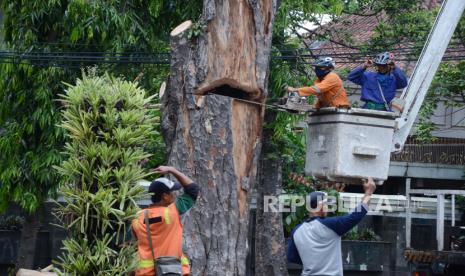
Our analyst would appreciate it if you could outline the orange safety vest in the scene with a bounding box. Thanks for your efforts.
[131,203,190,276]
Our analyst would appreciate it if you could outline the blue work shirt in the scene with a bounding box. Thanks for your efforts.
[348,66,408,105]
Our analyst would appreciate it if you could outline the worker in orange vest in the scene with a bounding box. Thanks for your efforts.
[131,166,200,276]
[287,57,350,109]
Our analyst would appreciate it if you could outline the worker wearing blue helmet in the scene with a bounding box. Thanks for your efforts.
[348,52,408,111]
[288,56,350,109]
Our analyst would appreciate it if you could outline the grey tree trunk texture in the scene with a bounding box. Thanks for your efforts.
[255,110,289,276]
[161,1,277,275]
[16,208,41,271]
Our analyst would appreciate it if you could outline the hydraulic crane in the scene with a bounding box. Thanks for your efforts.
[304,0,465,184]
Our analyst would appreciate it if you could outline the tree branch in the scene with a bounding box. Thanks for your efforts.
[341,9,382,17]
[294,22,362,51]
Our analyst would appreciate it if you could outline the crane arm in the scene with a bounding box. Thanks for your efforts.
[391,0,465,152]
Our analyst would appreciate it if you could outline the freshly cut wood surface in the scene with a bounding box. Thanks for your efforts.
[159,81,166,99]
[170,20,192,37]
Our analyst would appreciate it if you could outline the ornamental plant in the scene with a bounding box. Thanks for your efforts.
[54,72,157,275]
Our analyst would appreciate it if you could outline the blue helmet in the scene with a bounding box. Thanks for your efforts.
[313,56,335,68]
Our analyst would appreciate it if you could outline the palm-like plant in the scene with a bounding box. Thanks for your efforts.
[54,72,157,275]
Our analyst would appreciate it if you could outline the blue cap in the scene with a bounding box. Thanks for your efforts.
[308,191,327,209]
[149,177,182,196]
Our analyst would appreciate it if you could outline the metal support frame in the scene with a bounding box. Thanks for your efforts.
[405,184,465,251]
[405,189,465,196]
[392,0,465,152]
[406,178,412,248]
[437,194,445,251]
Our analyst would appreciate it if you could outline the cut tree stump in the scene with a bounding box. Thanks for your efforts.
[161,1,277,275]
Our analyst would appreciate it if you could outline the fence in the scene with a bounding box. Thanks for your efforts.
[390,138,465,166]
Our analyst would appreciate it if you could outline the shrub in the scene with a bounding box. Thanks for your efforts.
[54,72,157,275]
[343,227,381,241]
[0,215,25,230]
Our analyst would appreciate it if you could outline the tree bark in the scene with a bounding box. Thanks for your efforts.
[254,110,289,276]
[16,208,41,270]
[161,1,277,275]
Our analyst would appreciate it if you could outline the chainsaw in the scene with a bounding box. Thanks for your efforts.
[274,88,314,114]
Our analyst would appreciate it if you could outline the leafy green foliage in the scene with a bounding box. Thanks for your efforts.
[188,21,207,39]
[54,73,157,275]
[417,60,465,139]
[268,53,309,175]
[370,8,436,52]
[0,215,25,230]
[2,0,202,51]
[274,0,426,49]
[0,65,68,213]
[58,235,138,275]
[274,0,345,45]
[0,0,200,213]
[282,185,314,236]
[343,227,381,241]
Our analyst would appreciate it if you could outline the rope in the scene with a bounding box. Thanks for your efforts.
[188,92,310,114]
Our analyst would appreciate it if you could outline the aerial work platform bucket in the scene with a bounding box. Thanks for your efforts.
[305,108,397,184]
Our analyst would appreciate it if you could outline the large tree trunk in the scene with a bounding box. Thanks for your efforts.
[16,208,41,270]
[161,1,277,275]
[254,110,289,276]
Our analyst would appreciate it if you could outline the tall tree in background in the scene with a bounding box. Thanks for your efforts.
[0,0,199,270]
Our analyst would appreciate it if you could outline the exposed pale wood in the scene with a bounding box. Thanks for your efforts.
[159,81,166,99]
[40,265,54,272]
[16,269,56,276]
[170,20,192,37]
